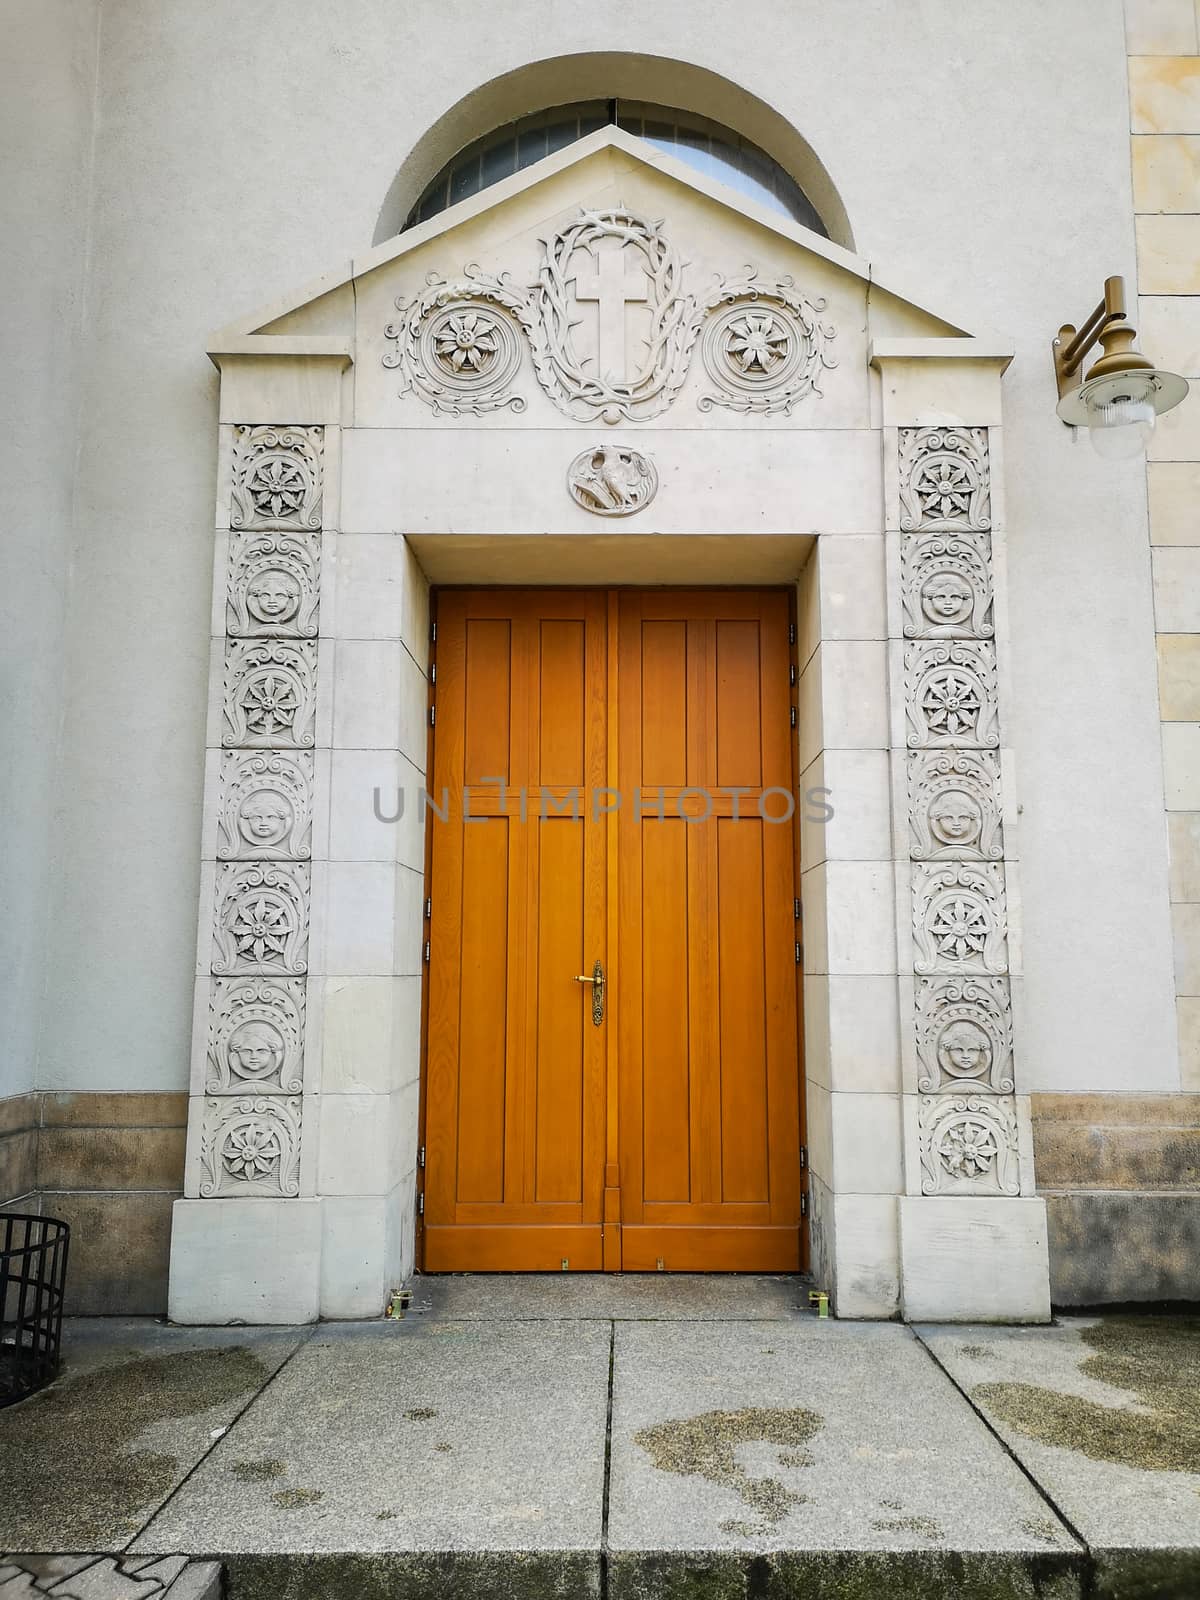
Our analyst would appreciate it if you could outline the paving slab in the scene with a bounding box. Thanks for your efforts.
[132,1318,610,1595]
[918,1315,1200,1595]
[409,1272,806,1322]
[607,1319,1083,1600]
[0,1320,305,1553]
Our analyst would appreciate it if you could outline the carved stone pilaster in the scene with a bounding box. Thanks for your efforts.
[895,424,1025,1204]
[188,425,325,1205]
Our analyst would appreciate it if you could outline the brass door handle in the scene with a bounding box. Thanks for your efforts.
[574,959,605,1025]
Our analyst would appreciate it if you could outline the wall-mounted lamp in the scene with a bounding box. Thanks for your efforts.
[1053,275,1187,460]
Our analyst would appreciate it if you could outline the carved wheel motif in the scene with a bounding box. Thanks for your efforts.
[921,669,981,741]
[699,273,836,414]
[905,642,999,749]
[230,426,323,530]
[199,1095,302,1197]
[223,641,317,749]
[919,1094,1020,1196]
[899,427,991,533]
[212,863,309,976]
[913,864,1007,975]
[385,275,528,415]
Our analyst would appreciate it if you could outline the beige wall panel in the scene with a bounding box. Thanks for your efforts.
[1126,0,1199,53]
[1131,133,1200,210]
[1130,55,1200,132]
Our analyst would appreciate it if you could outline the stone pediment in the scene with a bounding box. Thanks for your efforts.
[209,128,1007,435]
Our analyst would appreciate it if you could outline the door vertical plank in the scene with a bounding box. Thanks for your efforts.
[425,597,466,1225]
[603,592,622,1268]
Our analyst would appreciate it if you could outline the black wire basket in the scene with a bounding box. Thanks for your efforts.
[0,1213,69,1408]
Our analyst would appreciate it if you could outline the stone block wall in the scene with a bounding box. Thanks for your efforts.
[1127,0,1200,1081]
[0,1091,185,1313]
[1028,0,1200,1308]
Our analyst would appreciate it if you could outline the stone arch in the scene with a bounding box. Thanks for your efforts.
[371,51,854,251]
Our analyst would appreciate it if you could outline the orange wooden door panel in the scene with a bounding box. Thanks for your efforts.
[422,588,804,1273]
[616,591,803,1271]
[424,590,607,1270]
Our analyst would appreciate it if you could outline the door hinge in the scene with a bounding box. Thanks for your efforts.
[430,662,437,684]
[429,704,436,727]
[789,705,797,728]
[424,896,432,921]
[423,939,431,964]
[789,663,797,686]
[418,1145,426,1170]
[788,622,796,645]
[794,897,801,920]
[430,621,437,642]
[795,940,802,965]
[799,1145,808,1170]
[800,1191,808,1217]
[418,1191,425,1216]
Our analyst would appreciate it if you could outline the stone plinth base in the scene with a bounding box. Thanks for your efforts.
[168,1198,323,1325]
[899,1196,1051,1322]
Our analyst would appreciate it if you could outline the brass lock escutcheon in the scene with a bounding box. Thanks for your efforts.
[574,959,605,1026]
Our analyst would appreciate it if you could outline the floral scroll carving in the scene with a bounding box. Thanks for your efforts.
[230,426,323,531]
[206,978,305,1094]
[911,863,1008,975]
[698,271,836,414]
[199,1095,302,1197]
[217,750,313,861]
[227,531,320,638]
[384,208,837,428]
[918,1093,1020,1196]
[898,428,991,533]
[915,976,1014,1094]
[222,641,317,749]
[908,750,1003,861]
[905,642,999,749]
[384,278,528,415]
[901,531,993,639]
[211,862,310,976]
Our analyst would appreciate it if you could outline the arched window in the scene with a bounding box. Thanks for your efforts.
[404,99,829,236]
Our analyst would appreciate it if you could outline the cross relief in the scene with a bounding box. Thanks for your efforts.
[571,238,649,385]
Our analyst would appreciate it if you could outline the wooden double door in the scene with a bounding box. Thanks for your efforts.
[422,589,805,1272]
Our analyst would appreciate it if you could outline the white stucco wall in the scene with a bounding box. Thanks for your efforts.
[15,0,1177,1095]
[0,0,99,1099]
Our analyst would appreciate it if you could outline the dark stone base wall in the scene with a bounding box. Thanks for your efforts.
[1034,1093,1200,1307]
[0,1091,185,1314]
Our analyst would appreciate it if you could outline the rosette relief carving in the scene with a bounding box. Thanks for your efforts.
[911,863,1008,975]
[905,641,999,749]
[211,862,310,976]
[908,750,1003,861]
[384,276,528,415]
[222,640,317,748]
[199,1095,302,1197]
[898,427,991,532]
[918,1093,1020,1196]
[217,750,313,861]
[230,426,323,531]
[698,271,836,414]
[207,978,305,1094]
